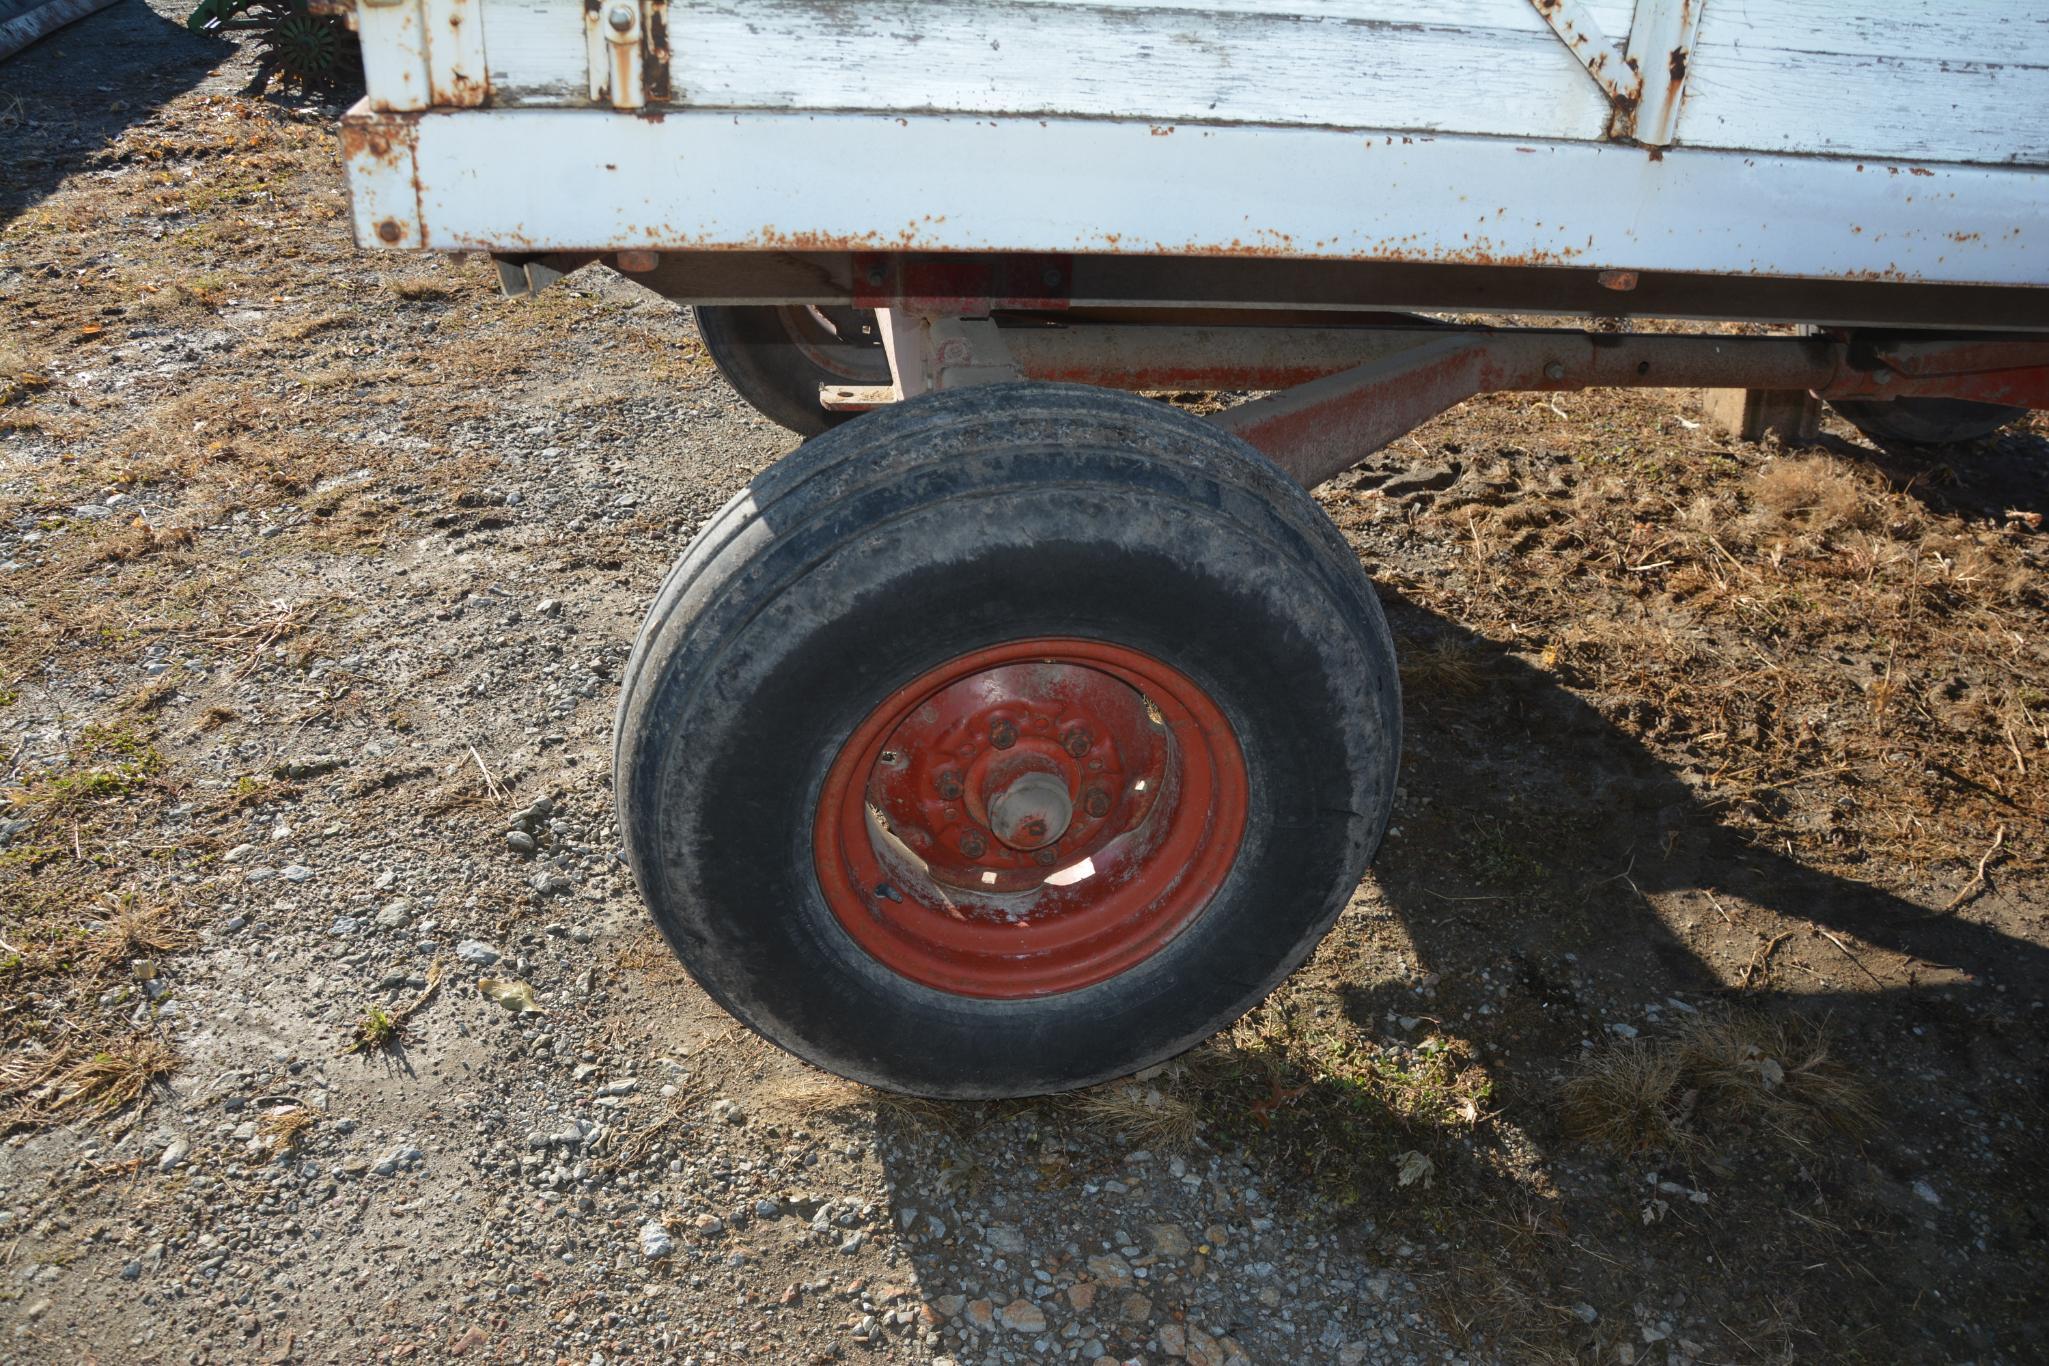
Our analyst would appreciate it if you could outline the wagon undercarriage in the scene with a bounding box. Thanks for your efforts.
[335,0,2049,1094]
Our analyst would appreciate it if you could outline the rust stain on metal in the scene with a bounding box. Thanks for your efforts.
[644,0,671,104]
[377,219,403,244]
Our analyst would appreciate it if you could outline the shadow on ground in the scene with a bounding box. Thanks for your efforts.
[1,0,225,229]
[865,577,2048,1362]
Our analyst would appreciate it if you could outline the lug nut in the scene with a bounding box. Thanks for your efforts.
[989,719,1018,750]
[1083,788,1111,819]
[1062,727,1092,757]
[1034,847,1059,866]
[934,771,963,800]
[959,831,987,859]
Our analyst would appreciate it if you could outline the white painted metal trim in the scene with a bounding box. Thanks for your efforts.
[1620,0,1704,146]
[355,0,490,111]
[1530,0,1631,105]
[341,105,2049,290]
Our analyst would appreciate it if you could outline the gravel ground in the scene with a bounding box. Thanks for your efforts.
[4,5,2047,1365]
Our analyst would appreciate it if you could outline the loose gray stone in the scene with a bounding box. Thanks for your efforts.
[639,1221,673,1260]
[456,940,501,967]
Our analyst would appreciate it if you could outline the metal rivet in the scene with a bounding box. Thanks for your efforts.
[1033,847,1059,866]
[1062,728,1091,757]
[606,3,634,31]
[376,219,403,244]
[1083,789,1111,819]
[866,266,886,288]
[934,772,963,800]
[989,720,1017,750]
[959,832,987,858]
[1543,361,1565,382]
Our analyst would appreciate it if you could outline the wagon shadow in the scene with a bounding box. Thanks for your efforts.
[1359,586,2049,1012]
[1828,422,2049,525]
[0,0,224,230]
[863,585,2046,1362]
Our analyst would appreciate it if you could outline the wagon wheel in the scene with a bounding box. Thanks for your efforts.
[1827,397,2027,447]
[614,383,1401,1096]
[694,305,889,438]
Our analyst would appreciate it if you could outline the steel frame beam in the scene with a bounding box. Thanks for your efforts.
[863,315,2049,489]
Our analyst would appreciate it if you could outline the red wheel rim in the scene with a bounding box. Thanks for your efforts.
[813,638,1247,998]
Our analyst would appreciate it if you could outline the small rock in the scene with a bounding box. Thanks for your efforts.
[1146,1222,1192,1257]
[330,917,361,936]
[223,843,257,864]
[282,864,314,883]
[998,1298,1047,1333]
[639,1221,673,1260]
[506,830,538,855]
[1183,1325,1226,1366]
[375,900,410,929]
[456,940,501,967]
[530,870,572,897]
[157,1138,189,1173]
[985,1223,1027,1253]
[964,1300,996,1331]
[1087,1254,1133,1288]
[1913,1179,1942,1207]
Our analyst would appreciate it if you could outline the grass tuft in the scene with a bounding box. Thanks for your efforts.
[1560,1009,1873,1154]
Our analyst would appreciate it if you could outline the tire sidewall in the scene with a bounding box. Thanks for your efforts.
[620,392,1399,1096]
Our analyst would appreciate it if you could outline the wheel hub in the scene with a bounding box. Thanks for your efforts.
[813,638,1248,998]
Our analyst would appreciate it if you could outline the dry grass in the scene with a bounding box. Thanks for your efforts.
[84,901,198,972]
[1062,1061,1208,1150]
[1560,1009,1873,1154]
[0,1035,177,1131]
[1750,455,1875,536]
[1398,634,1492,699]
[257,1104,317,1152]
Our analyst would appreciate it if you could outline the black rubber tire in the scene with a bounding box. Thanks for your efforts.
[1828,396,2027,447]
[614,383,1401,1097]
[694,305,889,438]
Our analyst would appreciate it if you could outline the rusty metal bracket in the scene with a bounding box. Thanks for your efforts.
[1531,0,1703,146]
[586,0,669,109]
[876,311,1022,401]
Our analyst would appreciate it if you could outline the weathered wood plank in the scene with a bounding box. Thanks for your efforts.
[488,0,1619,138]
[1679,48,2049,166]
[478,0,2049,167]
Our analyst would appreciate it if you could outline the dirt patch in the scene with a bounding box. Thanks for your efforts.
[3,6,2047,1364]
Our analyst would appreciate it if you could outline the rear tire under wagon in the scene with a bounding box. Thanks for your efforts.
[612,384,1401,1096]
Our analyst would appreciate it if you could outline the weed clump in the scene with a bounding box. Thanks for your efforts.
[1750,456,1874,536]
[1560,1010,1872,1155]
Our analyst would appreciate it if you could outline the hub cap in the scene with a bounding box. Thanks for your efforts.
[814,638,1247,998]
